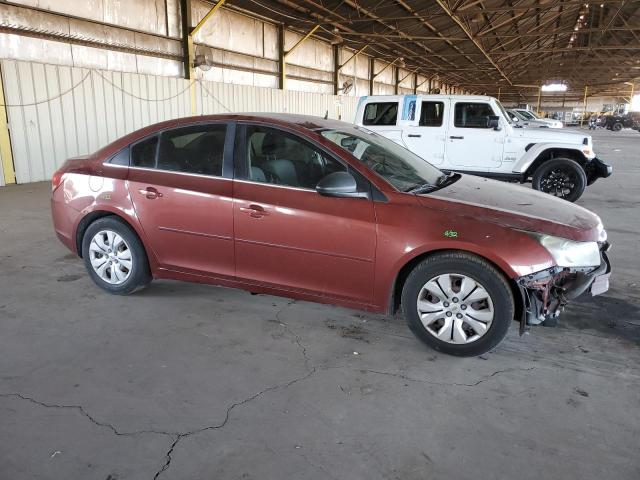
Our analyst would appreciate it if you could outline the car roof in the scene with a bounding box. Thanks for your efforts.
[93,113,352,159]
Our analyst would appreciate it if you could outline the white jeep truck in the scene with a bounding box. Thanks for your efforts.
[354,94,612,202]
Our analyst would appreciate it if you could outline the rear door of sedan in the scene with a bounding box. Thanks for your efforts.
[127,121,236,280]
[232,123,377,306]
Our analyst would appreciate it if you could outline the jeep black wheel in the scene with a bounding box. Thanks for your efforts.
[532,158,587,202]
[612,122,623,132]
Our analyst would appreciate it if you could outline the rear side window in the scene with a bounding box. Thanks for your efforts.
[454,103,495,128]
[131,136,158,168]
[419,101,444,127]
[157,124,227,176]
[109,147,130,166]
[363,102,398,126]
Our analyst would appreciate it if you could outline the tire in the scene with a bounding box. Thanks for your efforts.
[612,122,623,132]
[531,158,587,202]
[401,252,514,357]
[82,216,151,295]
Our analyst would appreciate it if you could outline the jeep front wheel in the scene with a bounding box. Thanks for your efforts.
[532,158,587,202]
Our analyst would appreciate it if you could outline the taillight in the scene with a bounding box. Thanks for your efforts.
[51,169,65,192]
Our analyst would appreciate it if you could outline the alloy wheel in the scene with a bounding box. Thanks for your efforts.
[416,273,494,344]
[539,168,577,198]
[88,230,133,285]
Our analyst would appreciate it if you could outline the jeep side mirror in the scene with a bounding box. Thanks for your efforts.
[487,115,500,130]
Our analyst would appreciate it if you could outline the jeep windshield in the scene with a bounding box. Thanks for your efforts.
[320,126,447,193]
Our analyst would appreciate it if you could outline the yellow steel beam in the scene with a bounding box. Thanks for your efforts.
[536,86,542,115]
[191,0,227,36]
[0,63,16,184]
[372,57,401,80]
[338,45,368,71]
[281,24,320,90]
[188,0,227,114]
[284,25,320,59]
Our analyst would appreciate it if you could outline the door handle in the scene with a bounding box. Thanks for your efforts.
[407,134,422,138]
[239,204,269,218]
[449,136,464,140]
[138,187,163,199]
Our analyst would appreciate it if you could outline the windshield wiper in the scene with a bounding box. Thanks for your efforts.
[405,182,438,194]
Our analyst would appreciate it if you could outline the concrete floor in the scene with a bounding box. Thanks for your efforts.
[1,128,639,480]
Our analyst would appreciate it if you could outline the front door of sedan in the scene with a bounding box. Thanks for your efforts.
[232,124,377,305]
[127,122,235,280]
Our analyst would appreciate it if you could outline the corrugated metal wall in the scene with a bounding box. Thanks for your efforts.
[1,59,358,184]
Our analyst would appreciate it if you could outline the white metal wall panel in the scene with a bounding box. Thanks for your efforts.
[2,59,359,184]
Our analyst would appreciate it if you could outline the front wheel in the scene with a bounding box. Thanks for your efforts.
[612,122,623,132]
[401,252,514,357]
[532,158,587,202]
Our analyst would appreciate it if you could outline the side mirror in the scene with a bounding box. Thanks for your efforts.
[487,115,501,130]
[512,116,520,123]
[316,171,368,199]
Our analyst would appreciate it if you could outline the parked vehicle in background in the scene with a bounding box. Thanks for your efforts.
[508,108,564,128]
[354,94,611,202]
[51,114,612,357]
[604,113,638,131]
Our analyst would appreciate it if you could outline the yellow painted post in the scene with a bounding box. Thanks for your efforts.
[188,35,197,114]
[281,24,320,91]
[536,86,542,116]
[0,62,16,184]
[581,85,588,127]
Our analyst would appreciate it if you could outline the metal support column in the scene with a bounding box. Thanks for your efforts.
[0,62,16,184]
[368,58,375,95]
[581,85,589,127]
[333,44,340,96]
[536,86,542,116]
[278,25,285,90]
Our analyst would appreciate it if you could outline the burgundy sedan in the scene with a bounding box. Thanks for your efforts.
[51,114,610,356]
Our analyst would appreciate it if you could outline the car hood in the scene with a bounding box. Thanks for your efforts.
[420,175,603,242]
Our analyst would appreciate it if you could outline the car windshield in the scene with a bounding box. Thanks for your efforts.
[319,126,444,192]
[517,110,537,120]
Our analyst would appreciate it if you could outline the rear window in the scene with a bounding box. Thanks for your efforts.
[157,124,227,176]
[363,102,398,126]
[131,136,158,168]
[419,101,444,127]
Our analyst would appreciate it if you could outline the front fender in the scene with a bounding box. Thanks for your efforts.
[511,143,590,174]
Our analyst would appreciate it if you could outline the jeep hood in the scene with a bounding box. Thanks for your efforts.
[513,126,589,143]
[421,175,603,242]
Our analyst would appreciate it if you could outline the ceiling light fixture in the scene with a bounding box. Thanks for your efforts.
[541,83,568,92]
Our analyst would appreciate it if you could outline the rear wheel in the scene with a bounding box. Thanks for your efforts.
[612,122,623,132]
[82,216,151,295]
[532,158,587,202]
[401,252,514,357]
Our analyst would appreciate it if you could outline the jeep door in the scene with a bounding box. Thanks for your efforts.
[401,98,448,166]
[446,101,505,171]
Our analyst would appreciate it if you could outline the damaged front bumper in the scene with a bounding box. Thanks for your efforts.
[515,243,611,334]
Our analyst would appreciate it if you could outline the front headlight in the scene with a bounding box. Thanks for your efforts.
[531,234,601,267]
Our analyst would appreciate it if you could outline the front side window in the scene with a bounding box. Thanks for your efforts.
[454,102,495,128]
[363,102,398,126]
[243,125,345,189]
[321,126,443,192]
[419,101,444,127]
[157,124,227,176]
